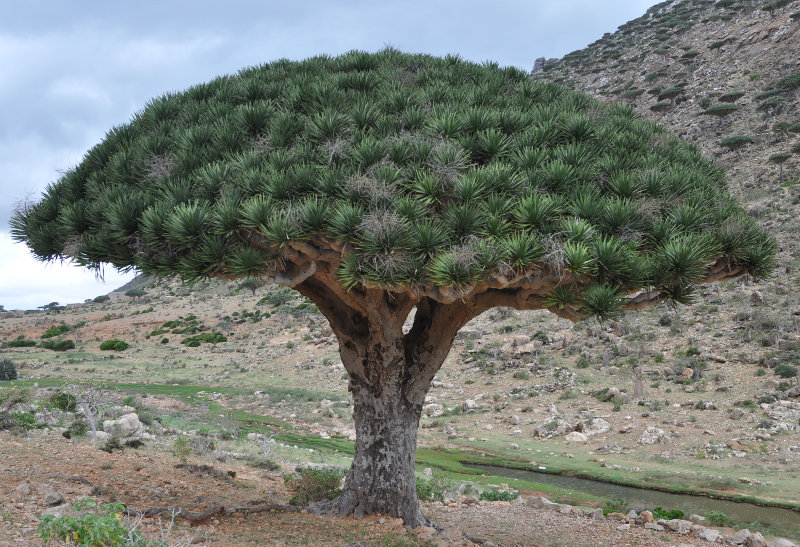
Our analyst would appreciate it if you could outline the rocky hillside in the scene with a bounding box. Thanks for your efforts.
[534,0,799,194]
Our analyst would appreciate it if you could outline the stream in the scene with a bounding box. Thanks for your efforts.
[468,464,800,533]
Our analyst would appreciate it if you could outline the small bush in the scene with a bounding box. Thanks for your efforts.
[50,392,77,411]
[92,294,110,303]
[41,324,71,338]
[602,497,629,515]
[479,489,519,502]
[718,91,745,103]
[513,370,531,380]
[181,332,226,346]
[706,510,732,527]
[38,497,151,547]
[99,340,130,351]
[416,477,446,502]
[284,467,345,505]
[39,340,75,351]
[701,104,738,117]
[11,411,37,430]
[172,436,192,463]
[0,358,18,381]
[650,101,671,112]
[651,507,684,520]
[4,338,37,348]
[774,364,798,378]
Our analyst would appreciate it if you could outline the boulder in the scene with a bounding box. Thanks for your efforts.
[102,413,145,440]
[423,403,443,418]
[535,417,573,438]
[44,491,64,506]
[767,539,798,547]
[565,431,588,443]
[664,519,693,534]
[579,417,611,436]
[732,529,753,545]
[636,510,654,524]
[639,426,666,445]
[748,532,767,547]
[697,527,720,542]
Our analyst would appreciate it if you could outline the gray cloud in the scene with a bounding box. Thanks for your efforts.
[0,0,657,308]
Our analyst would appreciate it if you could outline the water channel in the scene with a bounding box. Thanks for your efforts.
[468,464,800,534]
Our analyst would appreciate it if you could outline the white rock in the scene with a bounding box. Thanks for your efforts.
[639,426,666,445]
[697,527,720,542]
[565,431,588,443]
[423,403,444,418]
[102,413,144,440]
[581,418,611,436]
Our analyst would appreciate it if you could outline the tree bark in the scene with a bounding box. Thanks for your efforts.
[295,280,474,527]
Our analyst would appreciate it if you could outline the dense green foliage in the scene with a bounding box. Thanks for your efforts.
[38,339,76,351]
[0,358,17,381]
[39,498,163,546]
[720,136,754,149]
[13,50,774,314]
[99,339,130,351]
[478,489,519,501]
[41,324,71,338]
[284,467,345,505]
[3,336,37,348]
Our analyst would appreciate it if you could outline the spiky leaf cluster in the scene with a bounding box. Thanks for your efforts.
[12,50,774,318]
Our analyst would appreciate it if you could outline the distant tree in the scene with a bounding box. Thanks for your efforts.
[769,152,792,184]
[38,302,61,311]
[92,294,110,303]
[11,51,776,527]
[239,278,265,295]
[124,289,146,300]
[0,305,5,312]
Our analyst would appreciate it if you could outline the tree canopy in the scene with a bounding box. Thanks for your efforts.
[13,49,774,320]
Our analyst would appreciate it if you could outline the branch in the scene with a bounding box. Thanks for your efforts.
[260,262,317,287]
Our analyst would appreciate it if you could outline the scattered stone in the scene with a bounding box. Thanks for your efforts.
[565,431,588,443]
[767,539,798,547]
[750,290,765,304]
[748,532,767,547]
[697,527,720,542]
[639,426,666,445]
[44,491,64,506]
[664,518,693,534]
[636,510,654,524]
[616,523,631,531]
[102,413,144,440]
[14,482,31,496]
[579,417,611,436]
[644,522,665,531]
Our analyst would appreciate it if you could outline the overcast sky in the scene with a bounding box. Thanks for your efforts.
[0,0,657,311]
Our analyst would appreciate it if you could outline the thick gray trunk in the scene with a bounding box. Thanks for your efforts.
[310,340,431,527]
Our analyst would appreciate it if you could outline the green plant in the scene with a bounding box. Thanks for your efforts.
[0,358,18,381]
[651,507,684,520]
[180,332,226,346]
[718,91,745,103]
[701,104,738,118]
[284,467,345,505]
[706,510,732,527]
[50,392,78,411]
[576,357,589,368]
[38,339,75,351]
[602,497,629,515]
[99,339,130,351]
[39,497,161,546]
[479,489,518,502]
[416,477,446,502]
[720,135,753,150]
[774,364,798,378]
[513,370,531,380]
[41,324,71,338]
[124,289,146,299]
[172,436,192,463]
[92,294,110,303]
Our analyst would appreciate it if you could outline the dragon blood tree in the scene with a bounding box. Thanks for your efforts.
[12,50,775,527]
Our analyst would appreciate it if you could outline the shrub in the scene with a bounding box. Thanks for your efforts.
[681,50,700,59]
[602,497,629,515]
[479,489,519,502]
[774,364,798,378]
[718,91,745,103]
[92,294,110,303]
[0,358,18,381]
[50,392,77,411]
[99,339,129,351]
[180,332,226,346]
[720,136,753,150]
[41,324,70,338]
[4,337,37,348]
[513,370,531,380]
[709,39,728,49]
[792,141,800,154]
[706,510,732,526]
[650,101,671,112]
[11,411,36,430]
[124,289,146,299]
[651,507,684,520]
[38,497,154,547]
[284,467,345,505]
[770,152,791,164]
[39,340,75,351]
[757,96,784,111]
[788,123,800,134]
[416,477,446,502]
[658,86,684,101]
[701,104,738,117]
[172,436,192,463]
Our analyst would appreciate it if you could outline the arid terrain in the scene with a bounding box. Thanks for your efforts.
[2,0,800,545]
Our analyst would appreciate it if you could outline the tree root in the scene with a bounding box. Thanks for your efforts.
[125,502,301,524]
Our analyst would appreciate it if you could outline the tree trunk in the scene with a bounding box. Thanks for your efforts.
[313,371,429,527]
[308,325,434,527]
